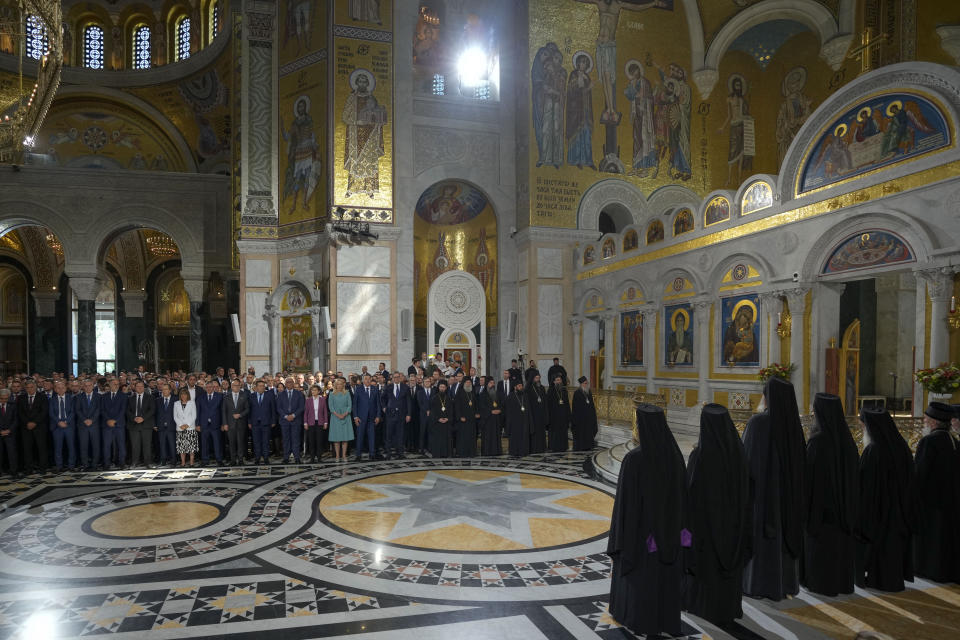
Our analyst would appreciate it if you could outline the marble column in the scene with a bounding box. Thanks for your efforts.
[760,292,783,365]
[642,304,657,394]
[917,268,955,368]
[569,317,582,382]
[694,299,712,404]
[265,304,280,373]
[31,291,60,374]
[183,279,205,373]
[239,5,278,227]
[69,277,101,374]
[602,312,616,389]
[810,283,844,413]
[310,304,322,373]
[785,287,811,411]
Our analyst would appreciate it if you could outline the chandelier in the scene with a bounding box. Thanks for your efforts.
[144,231,179,258]
[0,1,63,164]
[45,229,61,255]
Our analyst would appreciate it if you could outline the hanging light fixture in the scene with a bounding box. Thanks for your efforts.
[144,230,179,257]
[44,229,61,255]
[0,1,63,164]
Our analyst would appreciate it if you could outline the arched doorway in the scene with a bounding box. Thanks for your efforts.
[0,266,28,376]
[428,271,487,374]
[413,180,498,364]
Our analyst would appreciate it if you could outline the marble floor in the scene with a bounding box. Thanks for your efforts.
[0,451,956,639]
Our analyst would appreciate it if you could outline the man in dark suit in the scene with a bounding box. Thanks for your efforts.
[155,383,177,466]
[415,377,433,454]
[407,357,419,377]
[0,388,18,477]
[467,367,481,390]
[276,377,304,464]
[248,380,275,465]
[74,379,101,471]
[498,370,513,404]
[381,372,411,460]
[222,378,250,466]
[49,380,77,472]
[508,360,523,386]
[352,374,380,461]
[100,378,127,469]
[196,380,224,466]
[18,379,48,474]
[126,380,156,467]
[405,378,419,452]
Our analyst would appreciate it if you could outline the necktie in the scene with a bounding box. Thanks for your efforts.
[258,393,262,404]
[368,387,372,401]
[88,394,92,404]
[394,386,398,398]
[208,394,212,402]
[2,403,5,416]
[165,397,169,409]
[426,389,430,399]
[59,396,64,420]
[28,395,33,407]
[137,394,142,416]
[111,392,115,401]
[233,393,238,405]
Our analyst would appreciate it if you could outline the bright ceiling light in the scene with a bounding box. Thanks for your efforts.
[457,46,488,88]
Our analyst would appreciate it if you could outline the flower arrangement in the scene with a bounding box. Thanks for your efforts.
[758,362,795,383]
[914,362,960,395]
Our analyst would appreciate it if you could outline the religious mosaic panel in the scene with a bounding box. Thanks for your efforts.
[282,315,313,371]
[798,92,951,194]
[333,0,393,221]
[740,181,772,215]
[703,195,729,226]
[413,180,497,328]
[822,230,915,275]
[619,310,643,366]
[646,219,664,244]
[278,0,328,230]
[672,207,694,235]
[622,228,638,252]
[720,293,760,368]
[663,303,693,367]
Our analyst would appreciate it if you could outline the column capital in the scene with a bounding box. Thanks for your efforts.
[567,316,582,328]
[31,291,60,317]
[783,286,811,310]
[68,276,102,301]
[915,266,956,300]
[120,291,148,318]
[182,279,206,304]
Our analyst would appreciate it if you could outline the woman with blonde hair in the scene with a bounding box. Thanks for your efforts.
[174,387,199,467]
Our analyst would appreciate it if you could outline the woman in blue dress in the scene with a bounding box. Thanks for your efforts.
[327,377,354,461]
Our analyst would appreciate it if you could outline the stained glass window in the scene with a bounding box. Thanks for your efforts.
[83,25,104,69]
[176,16,191,61]
[133,25,151,69]
[25,15,48,60]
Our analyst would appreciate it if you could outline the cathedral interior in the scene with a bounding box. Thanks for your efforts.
[1,0,960,638]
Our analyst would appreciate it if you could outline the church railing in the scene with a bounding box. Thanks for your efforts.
[731,411,925,454]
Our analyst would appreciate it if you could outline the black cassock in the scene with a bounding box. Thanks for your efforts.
[742,377,805,601]
[572,387,598,451]
[453,390,478,458]
[858,408,917,591]
[683,404,751,626]
[608,404,687,636]
[505,391,531,457]
[478,390,502,456]
[913,427,960,583]
[801,393,859,597]
[546,384,570,452]
[428,392,452,458]
[526,384,548,453]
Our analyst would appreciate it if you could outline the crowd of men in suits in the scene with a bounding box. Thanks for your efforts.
[0,354,598,477]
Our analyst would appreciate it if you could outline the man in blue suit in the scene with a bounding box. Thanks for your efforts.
[100,378,127,470]
[155,383,177,466]
[276,377,305,464]
[248,379,275,465]
[196,380,224,466]
[352,374,380,462]
[381,372,411,460]
[415,377,434,454]
[74,378,100,471]
[49,380,77,471]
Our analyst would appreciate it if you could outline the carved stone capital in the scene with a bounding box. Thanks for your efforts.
[568,317,582,329]
[915,266,956,300]
[69,276,102,301]
[120,291,148,318]
[784,287,810,311]
[31,291,60,317]
[182,279,205,304]
[820,34,854,71]
[243,194,277,221]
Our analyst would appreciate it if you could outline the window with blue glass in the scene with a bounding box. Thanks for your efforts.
[176,16,191,61]
[83,24,105,69]
[133,25,151,69]
[25,15,48,60]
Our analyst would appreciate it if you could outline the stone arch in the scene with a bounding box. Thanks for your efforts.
[577,179,650,231]
[709,252,775,291]
[89,205,202,279]
[577,287,606,316]
[617,277,650,305]
[598,202,634,234]
[658,266,703,294]
[799,210,933,282]
[0,202,75,267]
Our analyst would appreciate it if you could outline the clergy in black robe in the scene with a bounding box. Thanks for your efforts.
[802,393,859,596]
[742,377,805,601]
[526,374,548,453]
[857,407,916,591]
[504,382,531,457]
[453,381,479,458]
[546,376,570,452]
[428,381,452,458]
[478,380,502,456]
[913,402,960,584]
[683,403,751,626]
[547,358,568,387]
[608,404,688,636]
[572,376,598,450]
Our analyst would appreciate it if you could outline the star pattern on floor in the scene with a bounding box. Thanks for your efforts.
[326,472,606,546]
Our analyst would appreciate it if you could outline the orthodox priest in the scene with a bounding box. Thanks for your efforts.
[546,374,571,452]
[913,402,960,583]
[428,380,452,458]
[453,380,479,458]
[478,379,503,456]
[742,377,806,601]
[505,381,531,457]
[802,393,859,596]
[857,407,916,591]
[683,403,751,627]
[572,376,598,450]
[608,404,688,636]
[526,373,549,453]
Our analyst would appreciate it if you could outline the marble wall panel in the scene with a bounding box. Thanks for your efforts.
[245,259,272,288]
[538,284,563,354]
[336,282,392,354]
[337,245,391,278]
[244,292,269,355]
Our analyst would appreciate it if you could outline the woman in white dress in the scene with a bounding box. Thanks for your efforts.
[174,388,199,467]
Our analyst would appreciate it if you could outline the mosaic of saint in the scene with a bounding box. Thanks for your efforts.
[822,231,914,275]
[414,181,488,225]
[720,294,760,367]
[620,310,643,366]
[663,303,693,367]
